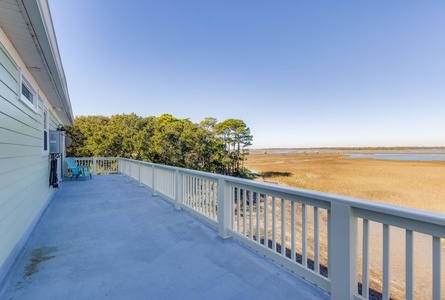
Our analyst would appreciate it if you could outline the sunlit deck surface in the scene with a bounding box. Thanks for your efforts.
[0,174,329,300]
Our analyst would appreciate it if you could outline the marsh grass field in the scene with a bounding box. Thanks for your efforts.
[245,150,445,214]
[244,149,445,299]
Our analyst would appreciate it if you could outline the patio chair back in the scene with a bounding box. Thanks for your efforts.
[66,158,92,180]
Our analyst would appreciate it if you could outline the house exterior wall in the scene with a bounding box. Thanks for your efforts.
[0,27,64,281]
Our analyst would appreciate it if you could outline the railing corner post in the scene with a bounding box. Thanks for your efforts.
[151,164,157,196]
[93,158,97,175]
[217,177,231,239]
[128,160,132,181]
[330,202,358,300]
[174,170,182,210]
[138,161,142,187]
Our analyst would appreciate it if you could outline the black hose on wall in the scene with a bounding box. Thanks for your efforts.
[49,155,59,188]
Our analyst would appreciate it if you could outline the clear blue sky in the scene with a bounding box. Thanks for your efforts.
[49,1,445,148]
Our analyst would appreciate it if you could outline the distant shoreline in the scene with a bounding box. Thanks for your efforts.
[250,146,445,155]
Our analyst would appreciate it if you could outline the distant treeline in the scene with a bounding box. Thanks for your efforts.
[66,113,253,177]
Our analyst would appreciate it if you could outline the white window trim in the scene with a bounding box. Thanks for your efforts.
[18,69,38,113]
[42,104,49,155]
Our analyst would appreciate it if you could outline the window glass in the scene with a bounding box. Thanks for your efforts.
[19,70,37,112]
[22,82,33,103]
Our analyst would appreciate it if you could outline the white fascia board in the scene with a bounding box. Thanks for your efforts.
[20,0,74,125]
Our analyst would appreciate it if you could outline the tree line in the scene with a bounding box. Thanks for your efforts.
[66,113,253,177]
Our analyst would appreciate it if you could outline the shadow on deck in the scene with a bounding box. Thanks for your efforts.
[0,175,329,299]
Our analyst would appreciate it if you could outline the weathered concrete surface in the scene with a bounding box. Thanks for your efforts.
[0,175,329,299]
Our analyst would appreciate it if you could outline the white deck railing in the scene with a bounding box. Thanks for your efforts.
[67,157,119,175]
[70,157,445,300]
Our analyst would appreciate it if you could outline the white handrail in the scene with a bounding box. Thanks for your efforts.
[73,157,445,300]
[68,157,119,175]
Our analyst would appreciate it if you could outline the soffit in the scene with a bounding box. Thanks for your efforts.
[0,0,74,125]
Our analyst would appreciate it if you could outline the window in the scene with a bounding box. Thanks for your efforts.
[19,70,37,112]
[42,105,49,155]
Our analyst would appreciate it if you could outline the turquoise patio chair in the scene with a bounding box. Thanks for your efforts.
[66,158,92,180]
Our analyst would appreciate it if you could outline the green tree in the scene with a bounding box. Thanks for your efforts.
[66,114,253,178]
[102,113,145,159]
[215,119,253,176]
[66,115,109,157]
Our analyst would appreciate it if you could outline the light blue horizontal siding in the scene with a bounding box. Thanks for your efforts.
[0,171,50,236]
[0,155,43,177]
[1,86,41,130]
[0,127,40,148]
[0,76,17,103]
[0,159,49,212]
[0,110,41,138]
[0,39,57,276]
[0,42,18,74]
[0,71,16,97]
[0,143,42,158]
[49,110,59,129]
[0,183,52,266]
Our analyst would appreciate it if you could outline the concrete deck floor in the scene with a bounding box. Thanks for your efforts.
[0,174,329,300]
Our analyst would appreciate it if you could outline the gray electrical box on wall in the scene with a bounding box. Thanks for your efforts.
[49,130,65,154]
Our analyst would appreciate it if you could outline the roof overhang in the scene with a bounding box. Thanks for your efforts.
[0,0,74,125]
